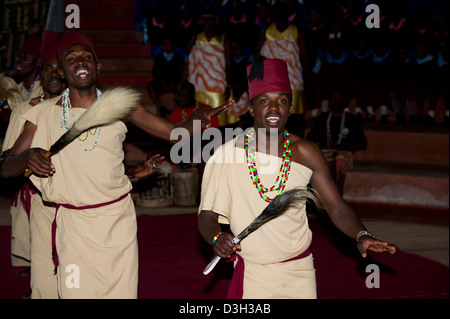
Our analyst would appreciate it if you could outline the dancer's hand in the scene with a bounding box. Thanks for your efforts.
[213,232,241,258]
[357,236,397,258]
[127,154,166,178]
[192,100,236,128]
[27,148,54,177]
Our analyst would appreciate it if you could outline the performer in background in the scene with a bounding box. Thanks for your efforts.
[1,34,66,299]
[2,32,234,299]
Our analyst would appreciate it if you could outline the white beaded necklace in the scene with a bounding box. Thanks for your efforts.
[21,74,40,96]
[60,88,102,152]
[326,111,346,146]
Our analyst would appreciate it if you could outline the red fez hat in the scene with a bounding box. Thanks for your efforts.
[247,57,291,100]
[40,31,62,69]
[20,35,42,60]
[40,42,59,69]
[56,32,97,67]
[41,31,62,50]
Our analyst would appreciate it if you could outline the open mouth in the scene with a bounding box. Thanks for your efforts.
[266,115,281,126]
[75,67,90,79]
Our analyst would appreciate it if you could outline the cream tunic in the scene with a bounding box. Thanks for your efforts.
[29,194,58,299]
[199,135,317,298]
[18,80,42,102]
[2,100,36,268]
[3,97,59,297]
[22,98,138,299]
[24,98,132,205]
[2,100,34,152]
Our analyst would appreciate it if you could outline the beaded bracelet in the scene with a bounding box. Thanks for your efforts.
[212,232,222,244]
[356,230,374,241]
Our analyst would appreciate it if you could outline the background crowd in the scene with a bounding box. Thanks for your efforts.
[136,0,449,127]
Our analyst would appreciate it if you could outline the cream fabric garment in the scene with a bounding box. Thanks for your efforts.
[30,193,58,299]
[2,100,34,152]
[55,194,138,299]
[2,100,37,268]
[22,98,137,298]
[199,135,316,298]
[23,99,132,205]
[18,80,42,102]
[3,96,59,297]
[9,194,30,267]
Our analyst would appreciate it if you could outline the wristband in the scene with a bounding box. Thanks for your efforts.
[212,232,222,244]
[356,230,373,241]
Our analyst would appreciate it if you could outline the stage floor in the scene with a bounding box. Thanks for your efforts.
[0,195,448,300]
[0,193,448,268]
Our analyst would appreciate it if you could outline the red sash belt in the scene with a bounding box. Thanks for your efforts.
[52,193,129,273]
[12,182,37,219]
[226,248,311,299]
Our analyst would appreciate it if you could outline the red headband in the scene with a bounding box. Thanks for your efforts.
[247,58,291,100]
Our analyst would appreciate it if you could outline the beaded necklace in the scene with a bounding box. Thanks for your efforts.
[245,127,292,202]
[326,112,346,146]
[21,74,40,96]
[60,88,102,152]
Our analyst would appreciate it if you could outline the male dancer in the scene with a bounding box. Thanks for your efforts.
[14,35,43,101]
[198,57,396,299]
[2,31,233,298]
[1,38,66,298]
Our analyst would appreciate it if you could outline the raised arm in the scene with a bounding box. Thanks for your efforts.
[128,101,235,143]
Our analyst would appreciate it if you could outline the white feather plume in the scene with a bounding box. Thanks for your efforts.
[24,86,141,177]
[0,76,23,111]
[73,86,141,132]
[3,88,23,111]
[0,75,21,92]
[48,86,141,154]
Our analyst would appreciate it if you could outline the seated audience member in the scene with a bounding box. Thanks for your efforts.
[307,88,367,195]
[409,37,436,124]
[361,36,392,122]
[170,81,219,128]
[146,34,185,118]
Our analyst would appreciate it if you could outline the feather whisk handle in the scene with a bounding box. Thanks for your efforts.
[232,237,241,245]
[24,151,52,177]
[203,236,241,275]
